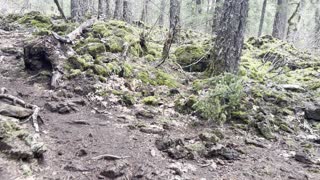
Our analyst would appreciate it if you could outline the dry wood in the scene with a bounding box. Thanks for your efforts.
[0,88,40,133]
[91,154,130,160]
[66,18,97,42]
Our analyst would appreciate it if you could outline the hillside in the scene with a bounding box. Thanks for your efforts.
[0,12,320,180]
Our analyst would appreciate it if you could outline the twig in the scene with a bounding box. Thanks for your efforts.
[91,154,130,160]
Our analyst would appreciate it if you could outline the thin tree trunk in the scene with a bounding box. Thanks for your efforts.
[258,0,267,37]
[71,0,81,21]
[54,0,67,21]
[140,0,150,23]
[287,0,305,43]
[114,0,123,20]
[272,0,288,40]
[314,0,320,49]
[159,0,166,27]
[208,0,249,76]
[123,0,133,23]
[169,0,181,42]
[212,0,223,34]
[98,0,104,19]
[105,0,111,19]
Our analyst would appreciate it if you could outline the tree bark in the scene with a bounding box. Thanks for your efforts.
[54,0,67,21]
[140,0,150,23]
[212,0,223,34]
[287,0,305,43]
[169,0,181,42]
[159,0,166,27]
[114,0,124,20]
[272,0,288,40]
[71,0,81,21]
[98,0,104,19]
[258,0,267,37]
[105,0,111,19]
[123,0,133,23]
[314,0,320,49]
[208,0,249,76]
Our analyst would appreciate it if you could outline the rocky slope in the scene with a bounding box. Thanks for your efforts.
[0,12,320,180]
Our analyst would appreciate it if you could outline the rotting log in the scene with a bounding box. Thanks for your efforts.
[23,18,96,89]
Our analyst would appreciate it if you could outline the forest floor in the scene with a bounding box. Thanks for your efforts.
[1,17,320,180]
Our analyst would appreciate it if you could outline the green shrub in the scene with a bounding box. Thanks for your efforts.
[193,73,244,124]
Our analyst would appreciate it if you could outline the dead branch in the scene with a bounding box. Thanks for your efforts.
[91,154,130,160]
[0,88,40,133]
[66,18,97,42]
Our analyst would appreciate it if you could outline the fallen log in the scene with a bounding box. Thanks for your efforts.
[23,18,96,89]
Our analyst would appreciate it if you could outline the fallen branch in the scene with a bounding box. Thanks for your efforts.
[91,154,130,160]
[0,88,40,133]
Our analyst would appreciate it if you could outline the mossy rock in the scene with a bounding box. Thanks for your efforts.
[105,36,123,53]
[121,94,136,106]
[142,96,159,106]
[174,95,197,114]
[87,43,106,58]
[93,64,108,76]
[121,63,134,78]
[174,44,208,72]
[18,11,51,30]
[68,56,91,70]
[138,69,178,88]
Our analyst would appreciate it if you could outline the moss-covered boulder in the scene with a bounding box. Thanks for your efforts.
[174,44,209,72]
[87,43,106,58]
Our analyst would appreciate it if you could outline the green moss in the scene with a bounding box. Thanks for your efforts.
[68,56,90,70]
[105,36,123,53]
[142,96,159,106]
[87,43,106,58]
[93,64,108,76]
[18,12,52,31]
[121,94,136,106]
[138,69,178,88]
[69,69,82,78]
[145,54,156,62]
[106,62,122,75]
[174,44,207,71]
[122,63,134,77]
[174,95,197,114]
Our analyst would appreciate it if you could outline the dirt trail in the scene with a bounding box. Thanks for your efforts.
[1,30,320,180]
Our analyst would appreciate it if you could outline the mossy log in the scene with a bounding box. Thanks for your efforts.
[23,19,96,88]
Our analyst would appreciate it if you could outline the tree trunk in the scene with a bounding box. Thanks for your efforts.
[105,0,111,19]
[314,0,320,49]
[71,0,81,21]
[208,0,249,76]
[159,0,166,27]
[54,0,67,21]
[114,0,123,20]
[140,0,150,23]
[98,0,104,19]
[123,0,133,23]
[169,0,181,42]
[287,0,305,43]
[258,0,267,37]
[212,0,223,34]
[272,0,288,40]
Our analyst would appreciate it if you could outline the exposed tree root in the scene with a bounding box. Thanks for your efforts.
[0,87,40,133]
[24,19,97,89]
